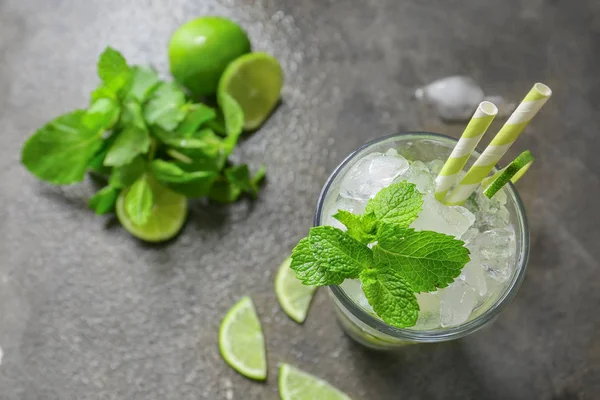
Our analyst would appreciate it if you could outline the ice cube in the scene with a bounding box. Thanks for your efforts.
[482,259,512,282]
[492,188,508,205]
[324,197,366,230]
[410,195,476,238]
[415,76,485,121]
[341,279,374,314]
[413,292,441,329]
[394,160,435,194]
[477,228,516,260]
[427,159,445,176]
[460,228,479,245]
[340,152,409,201]
[459,253,487,296]
[439,281,478,327]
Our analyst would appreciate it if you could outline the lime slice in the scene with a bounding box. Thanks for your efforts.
[275,257,317,324]
[218,52,283,130]
[116,178,187,242]
[219,297,267,381]
[279,364,352,400]
[483,150,534,199]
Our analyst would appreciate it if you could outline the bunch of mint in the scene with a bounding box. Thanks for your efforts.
[21,47,264,238]
[290,181,471,328]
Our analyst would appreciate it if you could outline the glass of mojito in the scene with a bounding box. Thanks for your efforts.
[315,132,529,349]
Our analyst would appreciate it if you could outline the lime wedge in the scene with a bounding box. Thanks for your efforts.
[279,364,352,400]
[218,52,283,130]
[275,257,317,324]
[483,150,534,199]
[116,178,187,242]
[219,297,267,381]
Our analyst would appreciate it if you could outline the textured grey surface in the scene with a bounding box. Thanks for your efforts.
[0,0,599,399]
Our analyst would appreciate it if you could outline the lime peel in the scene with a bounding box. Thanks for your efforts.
[483,150,534,199]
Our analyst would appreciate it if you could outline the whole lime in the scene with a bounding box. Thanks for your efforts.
[168,17,251,97]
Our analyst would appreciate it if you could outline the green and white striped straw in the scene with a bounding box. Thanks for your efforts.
[434,101,498,202]
[444,83,552,205]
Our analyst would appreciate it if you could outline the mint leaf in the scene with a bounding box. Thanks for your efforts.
[250,164,266,191]
[89,186,119,215]
[365,181,423,227]
[88,133,118,175]
[164,129,222,160]
[97,47,131,94]
[103,126,151,167]
[332,210,376,244]
[175,104,216,137]
[206,118,226,136]
[150,159,217,197]
[125,175,153,225]
[143,82,186,131]
[307,226,372,277]
[359,267,419,328]
[126,66,160,102]
[290,237,345,286]
[225,165,253,193]
[210,165,265,203]
[83,98,120,131]
[109,156,146,188]
[120,100,147,130]
[373,224,470,292]
[91,85,118,102]
[209,179,243,204]
[219,92,244,156]
[21,110,103,184]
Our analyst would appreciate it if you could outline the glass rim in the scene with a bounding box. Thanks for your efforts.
[315,132,530,342]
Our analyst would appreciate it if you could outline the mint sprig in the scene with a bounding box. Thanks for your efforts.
[289,181,470,328]
[21,46,266,239]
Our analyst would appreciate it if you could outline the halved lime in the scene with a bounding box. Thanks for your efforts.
[275,257,317,324]
[116,178,187,242]
[218,52,283,130]
[483,150,534,199]
[219,297,267,381]
[279,364,352,400]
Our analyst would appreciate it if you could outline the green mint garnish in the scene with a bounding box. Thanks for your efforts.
[289,181,471,328]
[373,224,470,293]
[359,267,419,328]
[364,180,423,227]
[20,46,267,241]
[290,227,372,285]
[332,210,376,244]
[290,237,345,286]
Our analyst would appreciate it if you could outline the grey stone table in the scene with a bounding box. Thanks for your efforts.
[1,0,598,399]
